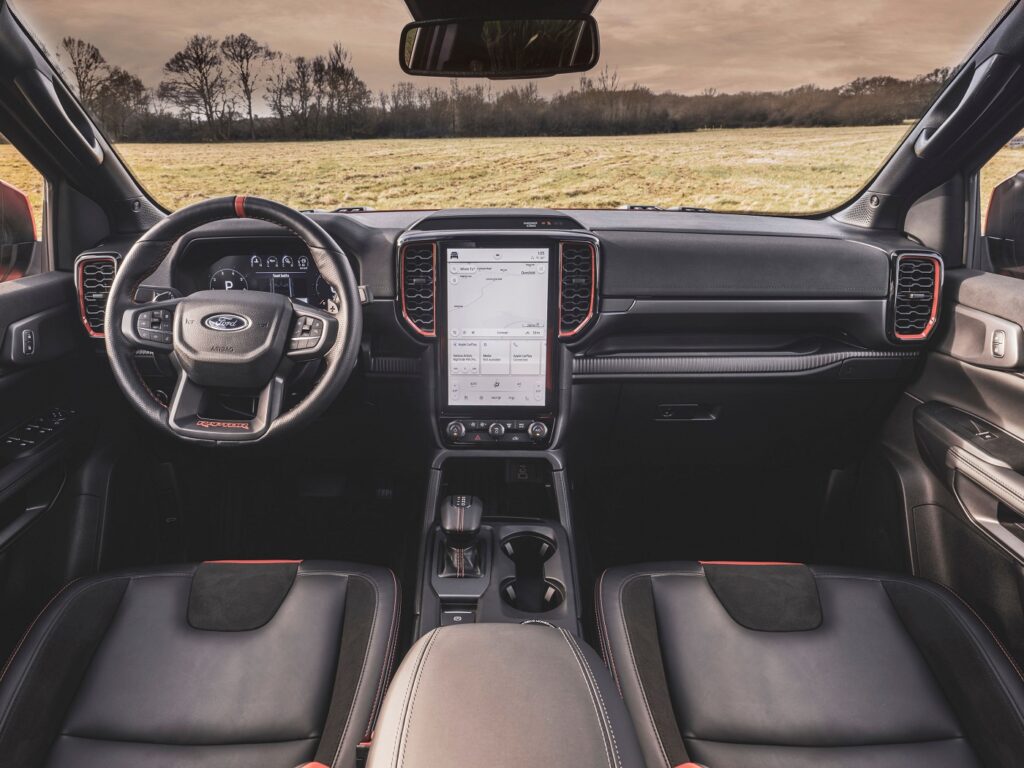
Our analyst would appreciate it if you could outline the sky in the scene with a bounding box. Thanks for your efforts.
[11,0,1012,97]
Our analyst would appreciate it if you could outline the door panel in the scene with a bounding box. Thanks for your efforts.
[0,270,94,657]
[915,402,1024,559]
[882,266,1024,665]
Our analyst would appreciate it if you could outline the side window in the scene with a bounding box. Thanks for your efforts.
[980,137,1024,277]
[0,133,45,281]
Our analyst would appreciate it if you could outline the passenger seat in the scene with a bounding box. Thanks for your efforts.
[597,561,1024,768]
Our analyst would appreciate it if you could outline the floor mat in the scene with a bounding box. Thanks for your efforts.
[574,463,828,572]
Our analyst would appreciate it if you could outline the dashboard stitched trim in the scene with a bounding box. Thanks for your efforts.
[573,349,918,377]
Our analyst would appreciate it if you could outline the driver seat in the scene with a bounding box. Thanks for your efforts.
[0,560,399,768]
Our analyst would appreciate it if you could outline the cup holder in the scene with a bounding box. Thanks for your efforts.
[500,533,563,613]
[501,532,556,564]
[501,577,565,613]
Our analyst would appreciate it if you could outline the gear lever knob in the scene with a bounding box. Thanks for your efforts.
[440,495,483,547]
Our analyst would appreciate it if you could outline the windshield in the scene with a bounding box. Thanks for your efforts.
[11,0,1009,214]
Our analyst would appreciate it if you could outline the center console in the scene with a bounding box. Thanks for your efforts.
[397,220,597,640]
[414,456,581,637]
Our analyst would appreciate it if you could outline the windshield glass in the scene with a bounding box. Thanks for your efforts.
[11,0,1008,214]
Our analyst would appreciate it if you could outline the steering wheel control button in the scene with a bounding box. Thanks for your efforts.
[136,308,174,344]
[289,315,326,351]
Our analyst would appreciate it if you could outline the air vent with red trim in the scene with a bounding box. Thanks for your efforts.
[75,254,118,338]
[400,242,437,337]
[558,241,596,337]
[891,252,942,342]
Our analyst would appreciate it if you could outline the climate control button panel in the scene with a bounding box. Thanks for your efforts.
[443,418,550,447]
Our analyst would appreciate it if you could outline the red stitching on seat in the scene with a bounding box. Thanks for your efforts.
[938,582,1024,684]
[0,579,80,686]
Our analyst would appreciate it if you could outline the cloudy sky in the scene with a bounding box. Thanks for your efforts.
[12,0,1010,96]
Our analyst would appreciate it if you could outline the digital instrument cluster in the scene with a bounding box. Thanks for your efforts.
[202,251,337,309]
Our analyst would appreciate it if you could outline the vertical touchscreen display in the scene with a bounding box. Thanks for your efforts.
[446,247,549,407]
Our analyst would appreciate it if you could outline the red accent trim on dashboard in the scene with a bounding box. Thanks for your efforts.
[399,242,437,338]
[894,254,942,342]
[558,241,596,338]
[75,255,117,339]
[234,195,247,218]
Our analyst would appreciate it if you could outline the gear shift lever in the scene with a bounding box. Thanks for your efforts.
[439,495,483,578]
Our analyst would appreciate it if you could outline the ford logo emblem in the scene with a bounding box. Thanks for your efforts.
[203,313,251,332]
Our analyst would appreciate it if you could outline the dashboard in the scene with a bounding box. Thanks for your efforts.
[79,206,937,460]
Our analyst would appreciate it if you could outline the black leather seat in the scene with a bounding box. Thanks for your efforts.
[598,561,1024,768]
[0,560,399,768]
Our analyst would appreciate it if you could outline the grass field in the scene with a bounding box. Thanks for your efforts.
[3,125,1023,229]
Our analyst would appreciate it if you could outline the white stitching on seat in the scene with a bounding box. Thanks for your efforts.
[396,630,440,768]
[557,628,614,768]
[562,629,622,768]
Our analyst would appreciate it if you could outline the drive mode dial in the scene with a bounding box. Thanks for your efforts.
[528,421,549,440]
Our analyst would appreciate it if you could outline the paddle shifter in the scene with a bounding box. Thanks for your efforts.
[439,495,483,578]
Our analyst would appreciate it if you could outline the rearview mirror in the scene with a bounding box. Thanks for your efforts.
[400,17,600,79]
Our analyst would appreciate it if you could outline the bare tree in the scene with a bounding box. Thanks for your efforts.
[221,33,275,139]
[312,55,329,136]
[158,35,230,138]
[94,66,149,139]
[265,59,294,129]
[325,45,370,137]
[291,57,313,136]
[60,37,107,108]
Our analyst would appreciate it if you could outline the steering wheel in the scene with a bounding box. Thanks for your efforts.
[105,196,361,445]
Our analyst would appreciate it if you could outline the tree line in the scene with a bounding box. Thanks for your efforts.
[56,34,954,142]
